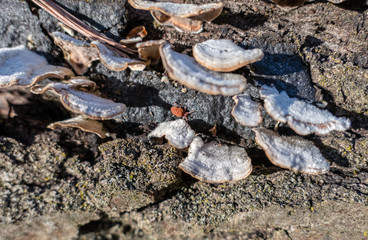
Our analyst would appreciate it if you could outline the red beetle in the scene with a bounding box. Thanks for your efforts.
[170,104,193,121]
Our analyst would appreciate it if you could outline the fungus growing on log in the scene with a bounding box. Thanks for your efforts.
[48,116,107,138]
[260,85,351,135]
[136,39,167,64]
[151,10,203,34]
[148,119,195,149]
[31,80,126,120]
[52,32,99,75]
[231,94,263,127]
[253,128,330,174]
[159,44,247,96]
[0,46,73,88]
[179,136,252,183]
[193,39,264,72]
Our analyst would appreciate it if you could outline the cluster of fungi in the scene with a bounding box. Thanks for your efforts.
[0,0,350,183]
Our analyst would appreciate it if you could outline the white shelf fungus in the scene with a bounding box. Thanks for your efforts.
[91,41,146,71]
[261,85,351,135]
[0,46,73,88]
[151,10,203,34]
[136,39,167,64]
[148,119,195,149]
[179,136,252,183]
[31,81,126,120]
[253,128,330,174]
[193,39,264,72]
[232,94,263,127]
[52,32,99,75]
[48,116,107,138]
[159,44,247,96]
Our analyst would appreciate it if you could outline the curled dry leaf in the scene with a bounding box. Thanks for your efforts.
[179,136,252,183]
[148,119,195,149]
[232,94,263,127]
[128,0,223,21]
[31,81,126,120]
[253,128,330,174]
[151,10,203,34]
[193,39,264,72]
[261,85,351,135]
[0,46,73,88]
[136,39,166,64]
[52,31,99,75]
[48,115,107,138]
[159,44,247,96]
[91,41,146,71]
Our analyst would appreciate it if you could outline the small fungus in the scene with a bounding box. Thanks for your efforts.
[31,80,126,120]
[148,119,195,149]
[261,85,351,135]
[126,26,148,39]
[150,10,203,34]
[193,39,264,72]
[91,41,146,71]
[0,46,73,88]
[231,94,263,127]
[136,39,167,64]
[253,128,330,174]
[271,0,305,9]
[52,31,99,75]
[48,115,107,138]
[159,44,247,96]
[179,136,252,183]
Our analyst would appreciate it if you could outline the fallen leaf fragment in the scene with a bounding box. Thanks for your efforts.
[159,44,247,96]
[193,39,264,72]
[0,46,73,88]
[48,115,107,138]
[128,0,223,21]
[253,128,330,174]
[151,10,203,34]
[232,94,263,127]
[136,39,166,64]
[31,80,126,120]
[148,119,195,149]
[261,85,351,135]
[179,136,252,183]
[92,41,146,71]
[52,31,99,75]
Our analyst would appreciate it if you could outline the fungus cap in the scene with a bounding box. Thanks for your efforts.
[159,44,247,96]
[193,39,264,72]
[136,39,167,64]
[179,136,252,183]
[261,85,351,135]
[253,128,330,174]
[231,94,263,127]
[0,46,73,88]
[151,10,203,33]
[48,116,107,138]
[148,119,195,149]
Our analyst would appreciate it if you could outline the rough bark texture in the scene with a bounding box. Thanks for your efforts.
[1,0,367,239]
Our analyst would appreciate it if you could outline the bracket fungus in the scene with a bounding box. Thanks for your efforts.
[52,31,99,75]
[253,128,330,174]
[48,116,107,138]
[179,136,252,183]
[159,44,247,96]
[261,85,351,135]
[0,46,73,88]
[231,94,263,127]
[136,39,167,64]
[31,79,126,120]
[193,39,264,72]
[148,119,195,149]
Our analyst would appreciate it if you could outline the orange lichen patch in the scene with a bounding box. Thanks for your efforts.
[128,0,223,21]
[179,136,252,183]
[193,39,264,72]
[91,41,146,71]
[151,10,203,33]
[136,39,166,64]
[127,26,148,39]
[0,46,74,88]
[52,31,99,75]
[48,115,107,138]
[231,94,263,127]
[159,44,247,96]
[253,128,330,174]
[31,80,126,120]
